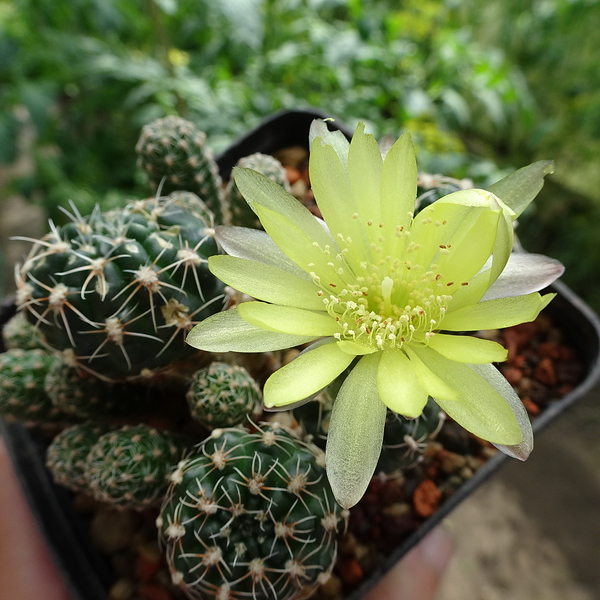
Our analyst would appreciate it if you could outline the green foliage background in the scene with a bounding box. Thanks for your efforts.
[1,0,599,308]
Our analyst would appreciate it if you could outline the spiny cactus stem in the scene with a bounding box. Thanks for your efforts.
[79,310,163,371]
[55,251,130,301]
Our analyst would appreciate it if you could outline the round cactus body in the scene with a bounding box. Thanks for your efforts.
[44,358,147,419]
[158,423,344,600]
[15,197,225,380]
[227,153,291,228]
[46,422,108,492]
[1,311,47,351]
[376,398,445,477]
[136,116,227,223]
[0,349,64,423]
[186,362,262,429]
[85,424,183,509]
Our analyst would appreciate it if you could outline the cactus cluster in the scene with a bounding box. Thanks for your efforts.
[158,423,344,600]
[15,195,225,380]
[1,114,460,600]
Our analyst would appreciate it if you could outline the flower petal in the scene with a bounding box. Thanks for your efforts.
[427,333,508,363]
[309,137,369,265]
[415,347,523,444]
[347,123,383,239]
[215,226,311,281]
[208,255,325,310]
[470,363,533,459]
[442,292,555,332]
[186,308,317,352]
[237,301,339,336]
[336,340,379,355]
[377,348,428,417]
[253,204,348,289]
[309,119,350,168]
[487,160,554,217]
[404,347,459,401]
[263,341,354,408]
[481,253,565,301]
[233,167,337,257]
[380,132,417,256]
[326,353,387,508]
[409,201,490,273]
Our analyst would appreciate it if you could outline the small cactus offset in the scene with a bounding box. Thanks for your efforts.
[85,424,183,509]
[0,349,64,423]
[15,197,225,380]
[46,421,109,493]
[1,311,47,351]
[44,358,146,419]
[158,422,344,600]
[186,361,263,429]
[227,152,291,228]
[136,116,227,224]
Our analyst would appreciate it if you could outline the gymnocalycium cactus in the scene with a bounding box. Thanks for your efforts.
[85,424,183,509]
[186,361,263,428]
[15,195,225,380]
[158,422,344,600]
[136,116,227,224]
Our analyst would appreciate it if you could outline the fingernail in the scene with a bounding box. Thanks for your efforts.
[419,527,455,574]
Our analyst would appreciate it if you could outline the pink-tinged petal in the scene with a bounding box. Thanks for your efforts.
[186,308,317,352]
[481,253,565,301]
[326,353,387,508]
[470,363,533,460]
[263,341,354,408]
[377,348,428,418]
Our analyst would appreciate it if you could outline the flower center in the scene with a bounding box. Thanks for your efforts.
[322,258,452,351]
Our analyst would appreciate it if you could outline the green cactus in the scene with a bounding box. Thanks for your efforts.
[186,361,263,429]
[46,422,109,493]
[44,358,147,419]
[15,197,225,381]
[376,398,445,477]
[136,116,227,223]
[1,311,47,351]
[157,422,344,600]
[85,424,183,510]
[226,152,291,228]
[0,349,64,424]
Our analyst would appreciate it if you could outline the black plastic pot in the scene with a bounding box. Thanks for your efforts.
[3,109,600,600]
